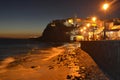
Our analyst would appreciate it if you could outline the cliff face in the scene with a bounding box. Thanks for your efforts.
[39,19,75,42]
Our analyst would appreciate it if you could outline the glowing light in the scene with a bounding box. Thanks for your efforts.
[83,31,86,34]
[76,19,81,22]
[92,23,97,26]
[80,29,83,32]
[76,36,84,41]
[83,27,87,30]
[86,23,90,27]
[51,23,56,27]
[102,3,109,10]
[110,31,113,34]
[92,17,97,22]
[68,19,73,24]
[88,32,91,35]
[96,35,99,38]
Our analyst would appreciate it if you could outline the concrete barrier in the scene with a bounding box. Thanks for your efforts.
[80,40,120,80]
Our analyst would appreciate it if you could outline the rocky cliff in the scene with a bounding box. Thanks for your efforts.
[39,19,75,42]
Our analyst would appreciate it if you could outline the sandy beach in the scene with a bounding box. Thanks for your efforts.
[0,43,110,80]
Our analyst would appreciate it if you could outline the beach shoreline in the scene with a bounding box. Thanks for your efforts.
[0,43,110,80]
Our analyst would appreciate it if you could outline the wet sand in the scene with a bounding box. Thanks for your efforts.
[0,43,110,80]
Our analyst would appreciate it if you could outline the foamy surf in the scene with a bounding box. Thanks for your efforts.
[0,57,15,73]
[41,47,65,61]
[41,42,80,61]
[0,57,15,68]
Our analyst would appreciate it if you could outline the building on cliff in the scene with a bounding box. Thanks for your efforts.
[39,17,120,42]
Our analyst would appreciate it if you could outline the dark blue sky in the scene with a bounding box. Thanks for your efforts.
[0,0,120,38]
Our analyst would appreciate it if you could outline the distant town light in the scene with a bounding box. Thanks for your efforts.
[88,32,92,35]
[86,23,91,27]
[110,31,113,34]
[76,19,81,22]
[68,19,73,24]
[83,31,86,34]
[92,23,97,27]
[92,17,97,22]
[75,35,84,41]
[80,29,83,32]
[83,27,87,30]
[51,23,56,27]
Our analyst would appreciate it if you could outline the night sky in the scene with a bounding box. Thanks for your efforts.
[0,0,120,38]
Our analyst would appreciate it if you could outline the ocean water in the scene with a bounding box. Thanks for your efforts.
[0,39,58,60]
[0,39,79,61]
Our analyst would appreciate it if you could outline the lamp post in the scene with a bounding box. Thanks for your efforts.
[102,2,109,40]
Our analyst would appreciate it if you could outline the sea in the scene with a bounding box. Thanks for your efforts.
[0,38,63,60]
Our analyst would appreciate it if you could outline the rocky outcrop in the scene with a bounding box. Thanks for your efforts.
[39,19,75,42]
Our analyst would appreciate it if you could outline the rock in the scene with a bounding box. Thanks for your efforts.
[80,66,86,70]
[31,66,40,69]
[66,75,72,79]
[48,65,54,69]
[38,19,75,42]
[31,66,37,69]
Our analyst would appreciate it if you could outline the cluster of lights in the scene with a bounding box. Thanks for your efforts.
[80,17,97,32]
[79,17,99,40]
[76,2,116,40]
[79,2,110,40]
[80,25,89,35]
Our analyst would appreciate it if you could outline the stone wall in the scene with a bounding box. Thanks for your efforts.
[80,40,120,80]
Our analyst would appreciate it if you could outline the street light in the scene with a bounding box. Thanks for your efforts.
[103,3,109,10]
[102,2,109,40]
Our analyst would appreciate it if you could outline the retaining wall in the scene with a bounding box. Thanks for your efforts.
[80,40,120,80]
